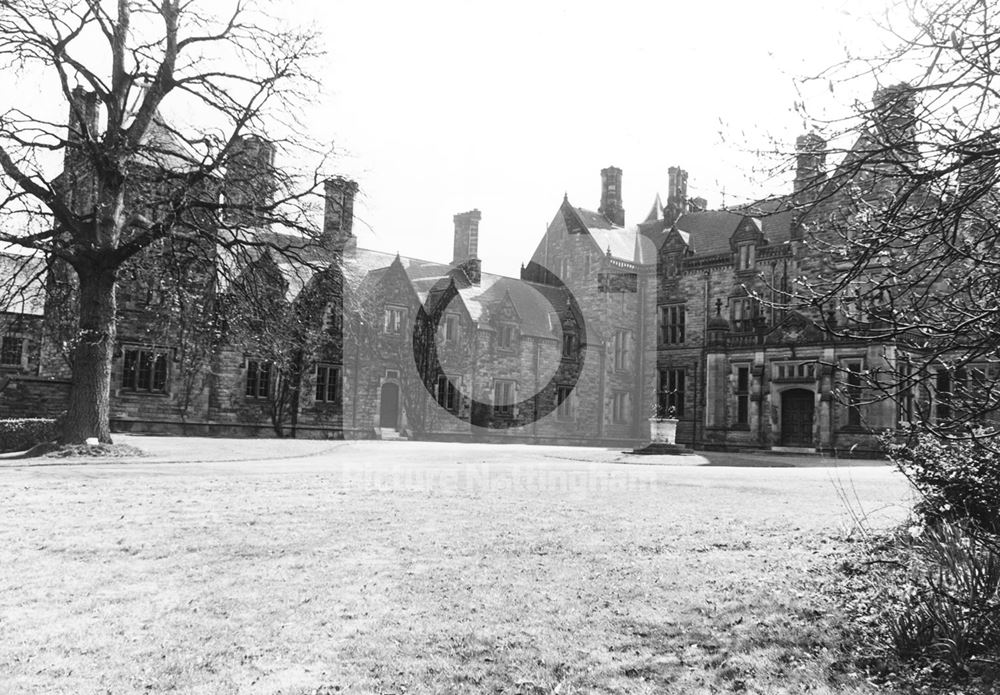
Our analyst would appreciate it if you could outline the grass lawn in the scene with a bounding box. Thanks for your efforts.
[0,439,912,694]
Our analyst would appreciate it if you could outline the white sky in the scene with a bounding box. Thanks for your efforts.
[2,0,905,273]
[299,0,896,277]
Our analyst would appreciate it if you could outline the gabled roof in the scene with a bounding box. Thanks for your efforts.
[564,201,653,264]
[673,210,744,254]
[348,247,573,339]
[130,109,200,171]
[455,275,571,338]
[673,195,797,255]
[730,196,796,243]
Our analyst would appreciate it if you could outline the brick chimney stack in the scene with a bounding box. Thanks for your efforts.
[665,166,689,223]
[793,132,827,197]
[323,177,358,252]
[599,166,625,226]
[872,83,918,160]
[67,86,99,144]
[452,209,482,285]
[224,135,277,226]
[63,87,100,210]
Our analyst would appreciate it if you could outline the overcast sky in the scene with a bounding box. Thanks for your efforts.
[296,0,897,277]
[2,1,903,273]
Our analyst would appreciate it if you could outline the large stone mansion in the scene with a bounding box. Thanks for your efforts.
[0,87,935,456]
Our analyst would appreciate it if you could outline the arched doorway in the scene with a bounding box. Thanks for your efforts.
[379,382,400,429]
[780,389,814,447]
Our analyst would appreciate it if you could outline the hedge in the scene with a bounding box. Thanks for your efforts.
[0,418,57,453]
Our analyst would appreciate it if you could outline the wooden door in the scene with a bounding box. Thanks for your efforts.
[780,389,814,447]
[379,383,399,429]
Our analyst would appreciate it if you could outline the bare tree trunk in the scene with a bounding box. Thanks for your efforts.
[61,267,117,444]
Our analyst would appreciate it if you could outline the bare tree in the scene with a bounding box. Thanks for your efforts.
[785,0,1000,439]
[0,0,327,442]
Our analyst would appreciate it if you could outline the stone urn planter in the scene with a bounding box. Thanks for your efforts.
[648,417,679,445]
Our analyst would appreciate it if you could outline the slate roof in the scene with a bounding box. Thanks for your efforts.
[731,196,797,243]
[673,210,744,254]
[317,245,570,339]
[673,195,797,255]
[569,205,655,264]
[455,276,570,338]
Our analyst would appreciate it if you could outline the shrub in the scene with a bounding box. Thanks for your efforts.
[884,433,1000,534]
[883,522,1000,672]
[0,418,57,453]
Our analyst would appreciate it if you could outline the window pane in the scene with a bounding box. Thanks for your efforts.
[246,361,258,397]
[327,368,339,402]
[138,351,153,390]
[0,337,22,366]
[123,349,137,389]
[152,354,167,392]
[316,366,328,401]
[259,363,271,398]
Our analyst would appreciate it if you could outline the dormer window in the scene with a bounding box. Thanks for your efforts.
[384,306,405,334]
[440,314,460,343]
[737,243,755,271]
[497,323,517,350]
[665,252,681,278]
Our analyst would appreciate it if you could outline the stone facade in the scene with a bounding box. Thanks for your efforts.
[1,88,934,453]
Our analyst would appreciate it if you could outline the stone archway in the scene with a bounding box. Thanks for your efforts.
[780,388,814,447]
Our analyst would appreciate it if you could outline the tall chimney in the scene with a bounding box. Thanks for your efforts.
[665,166,688,223]
[793,132,827,198]
[224,135,277,226]
[63,87,100,211]
[67,86,99,144]
[871,83,918,160]
[599,166,624,226]
[323,177,358,252]
[452,209,482,285]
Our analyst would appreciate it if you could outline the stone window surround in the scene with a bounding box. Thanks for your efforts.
[383,305,406,334]
[0,334,26,368]
[245,358,273,400]
[496,323,517,351]
[314,363,341,404]
[492,379,517,418]
[121,345,170,394]
[611,390,631,423]
[556,384,573,420]
[436,374,459,412]
[659,304,685,345]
